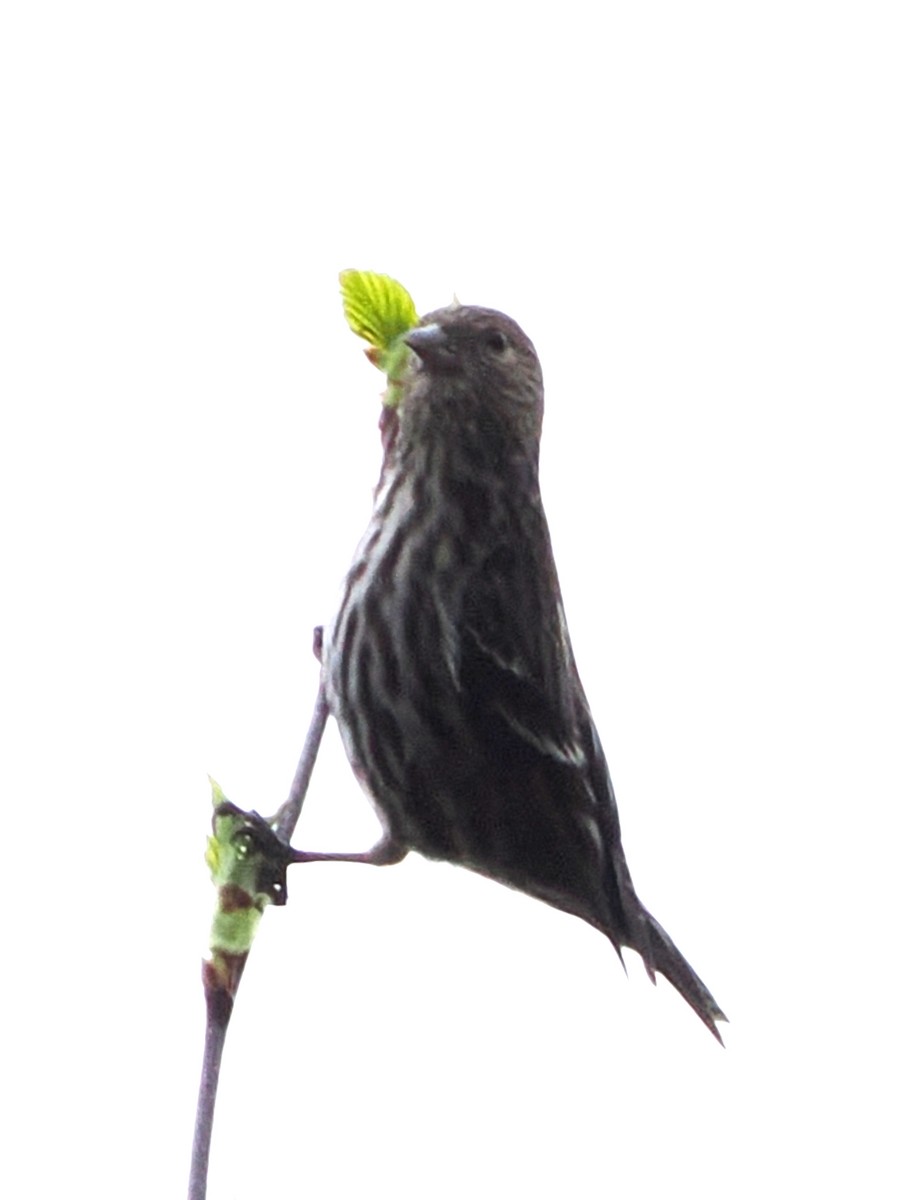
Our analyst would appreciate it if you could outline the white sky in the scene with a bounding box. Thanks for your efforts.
[2,4,896,1197]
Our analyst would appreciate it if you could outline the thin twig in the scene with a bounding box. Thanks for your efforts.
[188,633,330,1200]
[270,672,329,840]
[188,977,234,1200]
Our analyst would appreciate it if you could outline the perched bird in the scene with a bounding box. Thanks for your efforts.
[313,304,726,1041]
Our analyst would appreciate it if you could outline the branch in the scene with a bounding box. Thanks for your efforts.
[188,632,330,1200]
[269,628,329,841]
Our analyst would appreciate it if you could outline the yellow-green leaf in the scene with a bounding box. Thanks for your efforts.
[340,270,418,351]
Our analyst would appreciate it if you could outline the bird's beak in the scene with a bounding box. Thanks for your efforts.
[405,323,451,366]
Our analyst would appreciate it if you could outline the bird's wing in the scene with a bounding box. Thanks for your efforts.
[458,513,587,768]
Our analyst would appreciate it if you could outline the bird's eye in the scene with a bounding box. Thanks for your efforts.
[484,330,509,354]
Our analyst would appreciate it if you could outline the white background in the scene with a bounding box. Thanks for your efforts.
[2,3,896,1197]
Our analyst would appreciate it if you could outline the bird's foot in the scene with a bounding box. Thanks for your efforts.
[289,835,407,867]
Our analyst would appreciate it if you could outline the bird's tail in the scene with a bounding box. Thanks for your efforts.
[640,910,728,1043]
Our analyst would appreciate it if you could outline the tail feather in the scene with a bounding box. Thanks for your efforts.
[642,912,728,1044]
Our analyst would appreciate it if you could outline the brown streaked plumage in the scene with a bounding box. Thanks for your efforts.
[315,305,726,1041]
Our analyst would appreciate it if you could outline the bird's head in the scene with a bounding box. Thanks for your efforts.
[401,306,544,456]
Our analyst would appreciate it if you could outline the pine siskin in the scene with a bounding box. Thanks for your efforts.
[312,304,726,1041]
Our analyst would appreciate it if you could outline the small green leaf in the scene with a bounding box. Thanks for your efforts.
[203,780,294,985]
[340,270,418,351]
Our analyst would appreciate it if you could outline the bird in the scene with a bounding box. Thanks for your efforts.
[304,303,726,1042]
